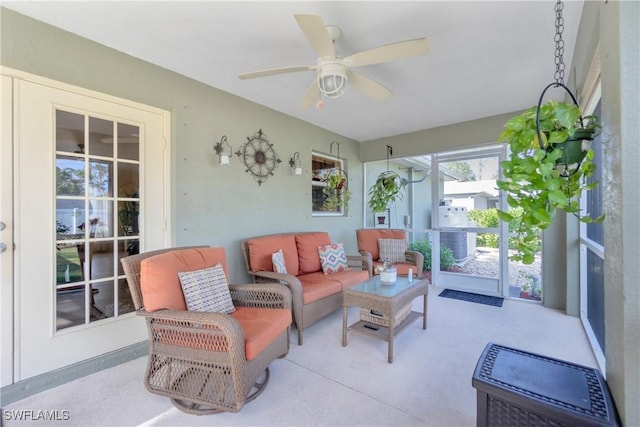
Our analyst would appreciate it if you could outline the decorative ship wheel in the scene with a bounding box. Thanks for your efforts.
[235,129,281,186]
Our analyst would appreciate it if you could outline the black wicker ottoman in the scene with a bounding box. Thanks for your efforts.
[472,343,619,427]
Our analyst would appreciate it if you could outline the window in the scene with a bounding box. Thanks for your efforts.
[55,110,139,330]
[311,152,348,216]
[580,89,605,373]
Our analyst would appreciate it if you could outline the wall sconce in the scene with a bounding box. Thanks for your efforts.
[289,152,302,175]
[214,135,232,166]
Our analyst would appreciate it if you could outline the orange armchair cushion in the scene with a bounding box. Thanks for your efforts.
[152,307,291,361]
[231,307,291,360]
[296,232,331,274]
[356,229,408,261]
[248,235,299,276]
[140,247,229,312]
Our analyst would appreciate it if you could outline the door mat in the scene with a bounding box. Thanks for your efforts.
[438,289,504,307]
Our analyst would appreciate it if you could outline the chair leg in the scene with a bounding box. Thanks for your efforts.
[169,367,271,415]
[245,367,270,403]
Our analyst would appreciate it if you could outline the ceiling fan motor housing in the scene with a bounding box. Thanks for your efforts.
[318,61,349,98]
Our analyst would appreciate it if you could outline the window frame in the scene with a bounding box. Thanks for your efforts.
[311,151,347,217]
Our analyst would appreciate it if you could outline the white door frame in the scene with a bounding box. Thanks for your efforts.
[430,146,509,297]
[2,67,172,382]
[1,74,15,387]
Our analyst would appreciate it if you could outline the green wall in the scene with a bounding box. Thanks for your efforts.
[0,7,365,282]
[571,1,640,424]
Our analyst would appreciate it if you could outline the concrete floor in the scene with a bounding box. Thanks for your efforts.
[4,285,597,427]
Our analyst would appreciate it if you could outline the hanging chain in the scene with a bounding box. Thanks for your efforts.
[553,0,565,84]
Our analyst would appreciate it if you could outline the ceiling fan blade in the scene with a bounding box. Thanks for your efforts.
[294,14,335,59]
[345,38,429,68]
[299,77,320,109]
[348,71,392,101]
[239,65,313,80]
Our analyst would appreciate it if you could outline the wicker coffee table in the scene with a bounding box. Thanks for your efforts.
[342,276,428,363]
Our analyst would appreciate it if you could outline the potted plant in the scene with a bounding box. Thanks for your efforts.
[368,170,405,223]
[323,169,351,211]
[496,100,604,264]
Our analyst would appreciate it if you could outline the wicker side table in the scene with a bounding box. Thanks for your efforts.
[472,343,620,427]
[342,276,428,363]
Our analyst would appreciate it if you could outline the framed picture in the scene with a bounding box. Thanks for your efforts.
[373,209,390,228]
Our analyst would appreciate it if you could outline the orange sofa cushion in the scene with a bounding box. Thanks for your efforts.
[322,269,370,288]
[296,232,331,274]
[231,306,291,360]
[140,247,228,312]
[297,272,343,304]
[356,229,408,261]
[248,235,299,276]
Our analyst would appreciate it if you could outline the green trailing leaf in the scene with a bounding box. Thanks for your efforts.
[496,210,514,222]
[496,99,603,264]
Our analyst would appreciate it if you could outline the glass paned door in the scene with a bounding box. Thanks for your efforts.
[431,147,511,297]
[55,110,140,330]
[15,78,167,381]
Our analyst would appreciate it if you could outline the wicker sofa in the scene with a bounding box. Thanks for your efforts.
[241,231,372,345]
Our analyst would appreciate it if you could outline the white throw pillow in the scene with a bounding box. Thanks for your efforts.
[272,249,288,273]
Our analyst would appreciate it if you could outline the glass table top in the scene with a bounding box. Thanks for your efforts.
[349,276,423,297]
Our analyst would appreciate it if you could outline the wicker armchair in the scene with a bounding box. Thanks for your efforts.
[356,228,424,277]
[121,246,292,414]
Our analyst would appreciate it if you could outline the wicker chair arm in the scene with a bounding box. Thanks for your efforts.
[229,283,292,310]
[405,250,424,277]
[347,254,373,277]
[139,309,245,358]
[249,271,302,300]
[248,271,303,335]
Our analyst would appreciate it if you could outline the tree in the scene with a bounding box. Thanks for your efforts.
[447,161,476,181]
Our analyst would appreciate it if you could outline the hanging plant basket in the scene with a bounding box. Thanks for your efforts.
[324,168,349,195]
[496,83,604,264]
[536,82,600,175]
[323,168,351,210]
[368,170,405,213]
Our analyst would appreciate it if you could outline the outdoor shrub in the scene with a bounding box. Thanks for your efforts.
[409,240,457,271]
[468,207,541,253]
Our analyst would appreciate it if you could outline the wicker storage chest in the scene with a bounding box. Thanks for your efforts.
[472,343,619,427]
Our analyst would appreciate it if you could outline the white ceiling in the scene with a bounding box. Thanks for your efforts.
[3,1,585,142]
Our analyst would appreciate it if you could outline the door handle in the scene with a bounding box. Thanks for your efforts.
[0,222,5,231]
[0,243,6,253]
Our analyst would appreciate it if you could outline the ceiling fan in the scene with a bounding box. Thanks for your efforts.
[238,14,429,109]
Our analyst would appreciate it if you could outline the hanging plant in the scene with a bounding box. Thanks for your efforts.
[323,168,351,210]
[367,170,405,213]
[496,96,604,264]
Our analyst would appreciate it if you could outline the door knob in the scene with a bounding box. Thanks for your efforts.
[0,243,6,253]
[0,222,5,231]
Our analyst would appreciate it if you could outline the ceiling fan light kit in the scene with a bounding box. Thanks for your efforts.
[318,62,348,98]
[238,14,429,108]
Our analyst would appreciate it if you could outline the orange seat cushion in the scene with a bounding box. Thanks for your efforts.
[295,232,331,274]
[297,272,343,304]
[323,269,370,288]
[248,235,299,276]
[231,307,291,360]
[356,229,407,261]
[372,261,416,276]
[140,247,229,312]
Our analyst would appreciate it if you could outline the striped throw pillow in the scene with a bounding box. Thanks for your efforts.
[378,238,407,263]
[178,264,235,313]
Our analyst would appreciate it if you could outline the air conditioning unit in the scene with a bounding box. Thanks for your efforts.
[439,206,468,227]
